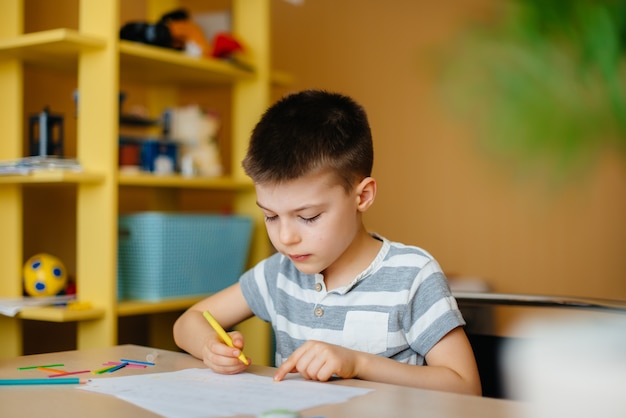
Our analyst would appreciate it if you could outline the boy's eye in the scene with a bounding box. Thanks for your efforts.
[300,214,321,224]
[263,213,320,223]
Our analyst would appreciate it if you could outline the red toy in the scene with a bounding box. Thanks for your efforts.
[160,9,243,60]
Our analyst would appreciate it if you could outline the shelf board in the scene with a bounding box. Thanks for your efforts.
[0,170,105,185]
[119,41,255,86]
[0,30,287,88]
[0,28,105,71]
[117,295,209,316]
[18,306,106,322]
[118,172,254,190]
[12,296,206,321]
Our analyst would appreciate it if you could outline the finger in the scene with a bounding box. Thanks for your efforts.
[314,361,336,382]
[305,355,328,381]
[211,339,241,359]
[207,359,248,375]
[204,350,248,375]
[273,353,299,381]
[294,343,323,380]
[229,331,245,350]
[206,340,247,369]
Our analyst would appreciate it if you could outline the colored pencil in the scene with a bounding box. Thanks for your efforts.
[203,310,249,365]
[48,370,91,378]
[93,365,117,374]
[120,358,155,366]
[103,361,146,369]
[37,367,67,374]
[106,362,128,373]
[0,378,88,385]
[18,364,64,370]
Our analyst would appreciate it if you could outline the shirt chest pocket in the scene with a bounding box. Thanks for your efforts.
[342,311,389,354]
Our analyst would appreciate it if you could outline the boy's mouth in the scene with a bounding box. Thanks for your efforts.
[288,254,311,262]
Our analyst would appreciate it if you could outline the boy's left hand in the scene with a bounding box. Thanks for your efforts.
[273,340,359,382]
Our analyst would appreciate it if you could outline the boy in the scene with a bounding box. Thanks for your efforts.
[173,90,482,396]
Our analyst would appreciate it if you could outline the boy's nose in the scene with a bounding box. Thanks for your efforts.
[278,221,300,245]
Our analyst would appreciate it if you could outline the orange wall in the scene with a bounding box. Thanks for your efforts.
[271,0,626,300]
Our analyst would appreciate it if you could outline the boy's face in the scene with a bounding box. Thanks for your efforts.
[255,169,364,276]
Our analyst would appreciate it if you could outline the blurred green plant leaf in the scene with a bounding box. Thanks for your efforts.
[439,0,626,175]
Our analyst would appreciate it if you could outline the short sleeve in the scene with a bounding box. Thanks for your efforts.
[405,260,465,356]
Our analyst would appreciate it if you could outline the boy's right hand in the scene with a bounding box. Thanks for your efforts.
[201,330,250,374]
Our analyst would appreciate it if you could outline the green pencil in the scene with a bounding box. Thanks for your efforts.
[0,378,89,385]
[17,363,64,370]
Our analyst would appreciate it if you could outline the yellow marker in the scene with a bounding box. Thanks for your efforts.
[202,311,249,365]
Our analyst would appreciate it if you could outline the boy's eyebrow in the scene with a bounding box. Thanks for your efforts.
[256,201,321,213]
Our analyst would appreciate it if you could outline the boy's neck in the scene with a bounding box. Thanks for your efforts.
[321,229,383,291]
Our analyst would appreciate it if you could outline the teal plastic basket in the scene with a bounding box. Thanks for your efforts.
[117,213,253,301]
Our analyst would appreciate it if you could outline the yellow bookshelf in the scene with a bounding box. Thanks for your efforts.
[0,0,275,363]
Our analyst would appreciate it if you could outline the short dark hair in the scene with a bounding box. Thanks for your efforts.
[242,90,373,191]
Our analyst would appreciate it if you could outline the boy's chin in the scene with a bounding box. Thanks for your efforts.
[294,265,320,276]
[292,262,323,277]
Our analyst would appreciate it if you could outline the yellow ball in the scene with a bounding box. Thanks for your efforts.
[23,253,67,297]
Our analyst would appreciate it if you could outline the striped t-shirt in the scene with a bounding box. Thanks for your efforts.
[239,235,465,367]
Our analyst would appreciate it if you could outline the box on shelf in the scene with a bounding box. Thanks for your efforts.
[117,213,253,301]
[119,136,179,174]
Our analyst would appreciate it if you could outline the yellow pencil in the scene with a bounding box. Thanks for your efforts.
[202,310,249,365]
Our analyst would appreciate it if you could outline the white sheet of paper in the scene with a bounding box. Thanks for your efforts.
[79,368,373,418]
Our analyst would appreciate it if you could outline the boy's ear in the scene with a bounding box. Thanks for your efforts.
[356,177,376,212]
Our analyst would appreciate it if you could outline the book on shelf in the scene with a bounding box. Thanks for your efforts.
[0,295,77,317]
[0,156,82,176]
